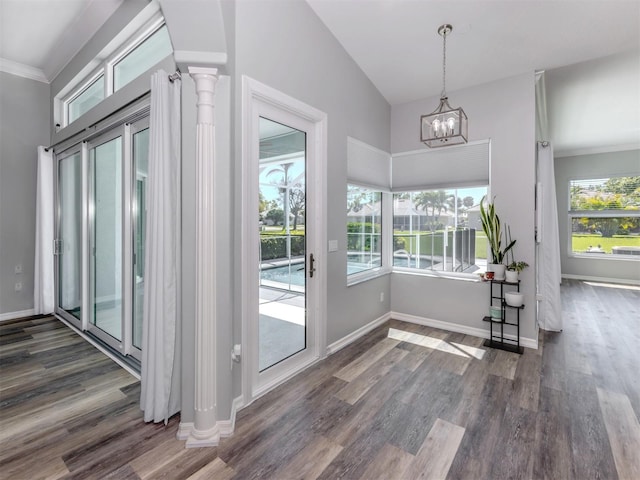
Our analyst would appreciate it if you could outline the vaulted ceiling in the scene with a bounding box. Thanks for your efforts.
[1,0,638,154]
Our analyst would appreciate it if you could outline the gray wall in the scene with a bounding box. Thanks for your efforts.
[555,149,640,283]
[390,73,538,344]
[160,0,235,424]
[0,72,50,316]
[233,0,392,369]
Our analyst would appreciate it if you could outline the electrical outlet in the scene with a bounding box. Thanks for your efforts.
[15,282,22,292]
[379,292,384,302]
[14,264,22,274]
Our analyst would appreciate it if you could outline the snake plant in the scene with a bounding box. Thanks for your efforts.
[479,195,516,264]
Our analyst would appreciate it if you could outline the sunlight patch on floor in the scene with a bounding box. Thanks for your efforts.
[584,281,640,291]
[387,327,486,359]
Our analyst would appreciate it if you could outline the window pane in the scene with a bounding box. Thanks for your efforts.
[571,217,640,256]
[133,128,149,350]
[393,187,487,273]
[92,137,123,341]
[570,176,640,211]
[68,76,104,123]
[114,25,172,91]
[58,152,83,319]
[347,185,382,275]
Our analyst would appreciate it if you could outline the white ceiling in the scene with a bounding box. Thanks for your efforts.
[306,0,640,106]
[0,0,122,82]
[1,0,638,153]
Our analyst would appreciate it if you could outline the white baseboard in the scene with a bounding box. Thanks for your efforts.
[562,274,640,286]
[326,311,391,356]
[390,311,538,350]
[176,422,194,441]
[177,395,244,444]
[0,309,36,323]
[219,395,243,437]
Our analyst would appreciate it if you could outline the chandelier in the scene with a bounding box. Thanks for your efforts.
[420,24,468,148]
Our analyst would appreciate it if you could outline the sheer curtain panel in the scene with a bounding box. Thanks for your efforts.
[34,146,54,314]
[535,72,562,332]
[140,71,182,423]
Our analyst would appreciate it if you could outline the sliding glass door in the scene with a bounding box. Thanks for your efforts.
[90,134,123,343]
[54,113,148,362]
[132,123,149,351]
[57,149,83,322]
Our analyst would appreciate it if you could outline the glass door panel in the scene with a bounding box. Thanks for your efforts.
[258,117,307,371]
[91,136,123,341]
[58,152,83,320]
[132,127,149,350]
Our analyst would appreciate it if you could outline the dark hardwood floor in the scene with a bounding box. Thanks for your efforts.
[1,278,638,479]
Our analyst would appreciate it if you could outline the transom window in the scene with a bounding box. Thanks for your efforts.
[113,25,172,92]
[392,186,488,273]
[568,176,640,258]
[67,74,105,124]
[60,14,172,127]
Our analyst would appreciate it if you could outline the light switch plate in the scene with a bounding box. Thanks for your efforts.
[328,240,338,252]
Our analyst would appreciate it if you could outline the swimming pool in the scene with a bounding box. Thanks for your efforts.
[260,256,370,288]
[260,254,473,290]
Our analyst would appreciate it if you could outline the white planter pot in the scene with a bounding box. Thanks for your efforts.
[505,292,524,307]
[505,270,519,283]
[490,263,506,281]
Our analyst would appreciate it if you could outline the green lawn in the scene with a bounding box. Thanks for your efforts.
[571,234,640,254]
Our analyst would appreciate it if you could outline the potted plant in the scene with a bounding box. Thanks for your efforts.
[479,195,516,280]
[506,261,529,283]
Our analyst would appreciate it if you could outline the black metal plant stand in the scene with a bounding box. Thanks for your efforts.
[482,279,524,354]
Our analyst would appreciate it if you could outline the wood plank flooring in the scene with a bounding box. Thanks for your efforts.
[1,278,639,479]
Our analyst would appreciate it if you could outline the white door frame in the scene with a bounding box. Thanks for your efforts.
[241,76,327,405]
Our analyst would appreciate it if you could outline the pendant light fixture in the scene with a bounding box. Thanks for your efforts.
[420,24,468,147]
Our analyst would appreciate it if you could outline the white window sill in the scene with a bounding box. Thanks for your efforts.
[347,267,391,286]
[569,252,640,261]
[391,267,484,283]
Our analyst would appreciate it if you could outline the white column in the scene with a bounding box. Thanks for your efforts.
[186,66,219,448]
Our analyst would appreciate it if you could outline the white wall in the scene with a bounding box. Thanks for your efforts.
[0,72,50,317]
[233,0,392,363]
[555,149,640,283]
[390,73,538,344]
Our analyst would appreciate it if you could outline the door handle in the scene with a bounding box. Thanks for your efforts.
[309,253,316,278]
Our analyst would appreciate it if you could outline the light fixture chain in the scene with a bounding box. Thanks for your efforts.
[441,28,447,98]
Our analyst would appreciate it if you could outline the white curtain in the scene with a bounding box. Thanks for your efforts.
[34,146,55,315]
[140,71,182,423]
[535,72,563,331]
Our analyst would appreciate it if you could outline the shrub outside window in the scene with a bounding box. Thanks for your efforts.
[392,186,487,273]
[347,185,382,275]
[569,176,640,257]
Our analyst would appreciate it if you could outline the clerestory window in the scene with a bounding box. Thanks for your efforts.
[59,11,172,127]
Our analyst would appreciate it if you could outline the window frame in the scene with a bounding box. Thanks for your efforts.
[346,185,392,286]
[64,71,105,126]
[109,19,169,93]
[390,185,489,281]
[567,175,640,261]
[60,12,169,128]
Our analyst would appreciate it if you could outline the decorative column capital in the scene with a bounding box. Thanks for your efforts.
[189,67,218,125]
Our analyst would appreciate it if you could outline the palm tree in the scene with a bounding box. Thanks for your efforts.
[414,190,452,231]
[265,162,297,259]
